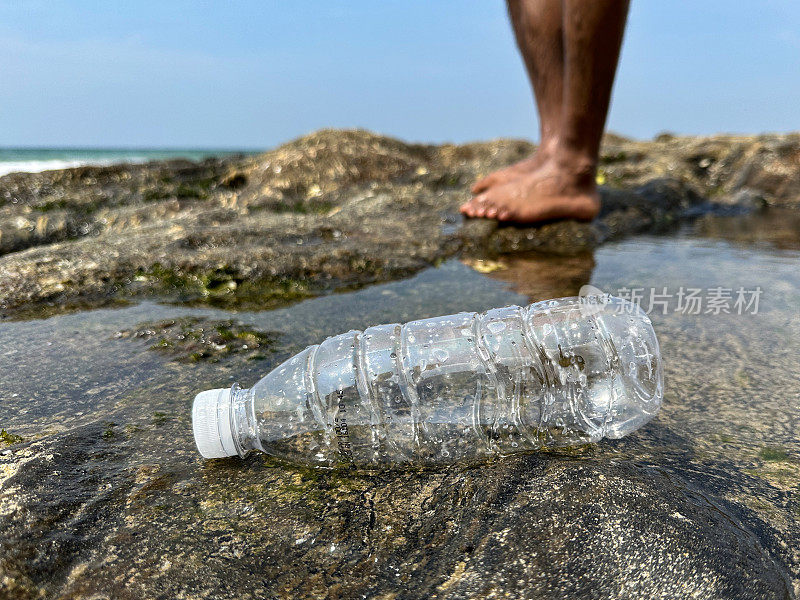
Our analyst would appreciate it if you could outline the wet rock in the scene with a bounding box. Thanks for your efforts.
[729,187,769,210]
[461,217,599,257]
[2,129,798,315]
[1,201,800,597]
[115,317,280,363]
[0,159,233,255]
[0,427,793,599]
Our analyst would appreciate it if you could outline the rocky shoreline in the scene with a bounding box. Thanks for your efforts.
[1,130,799,599]
[2,129,798,316]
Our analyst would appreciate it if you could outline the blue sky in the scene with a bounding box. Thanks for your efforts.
[1,1,799,148]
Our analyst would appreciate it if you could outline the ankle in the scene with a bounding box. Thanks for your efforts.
[536,137,559,157]
[549,145,598,183]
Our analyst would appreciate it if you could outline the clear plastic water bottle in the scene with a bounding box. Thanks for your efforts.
[192,295,662,467]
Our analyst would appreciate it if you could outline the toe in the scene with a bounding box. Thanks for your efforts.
[485,205,498,218]
[461,198,483,217]
[474,195,490,215]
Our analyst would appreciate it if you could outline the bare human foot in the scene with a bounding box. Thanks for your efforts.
[470,139,557,195]
[460,154,600,224]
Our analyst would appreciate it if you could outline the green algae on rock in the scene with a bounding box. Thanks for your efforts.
[115,317,280,363]
[0,428,23,446]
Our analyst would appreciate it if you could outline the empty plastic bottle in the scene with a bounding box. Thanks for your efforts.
[192,295,662,467]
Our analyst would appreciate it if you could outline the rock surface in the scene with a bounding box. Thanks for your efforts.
[0,426,791,599]
[2,129,798,315]
[1,130,799,599]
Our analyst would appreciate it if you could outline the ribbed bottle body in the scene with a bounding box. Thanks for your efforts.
[245,296,662,467]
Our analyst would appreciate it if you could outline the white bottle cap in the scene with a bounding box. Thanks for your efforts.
[192,388,239,458]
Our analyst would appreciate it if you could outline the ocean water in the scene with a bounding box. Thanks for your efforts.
[0,147,259,177]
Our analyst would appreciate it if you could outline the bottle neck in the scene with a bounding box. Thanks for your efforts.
[229,384,262,456]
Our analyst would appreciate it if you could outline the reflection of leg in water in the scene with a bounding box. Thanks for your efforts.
[461,0,629,224]
[464,252,595,301]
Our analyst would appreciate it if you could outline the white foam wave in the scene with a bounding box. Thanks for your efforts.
[0,158,148,178]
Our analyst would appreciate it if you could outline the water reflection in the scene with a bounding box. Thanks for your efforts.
[463,252,595,303]
[691,208,800,252]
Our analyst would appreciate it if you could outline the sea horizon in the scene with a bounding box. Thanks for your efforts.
[0,146,264,178]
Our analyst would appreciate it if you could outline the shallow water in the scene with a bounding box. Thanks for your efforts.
[1,209,799,593]
[3,211,798,439]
